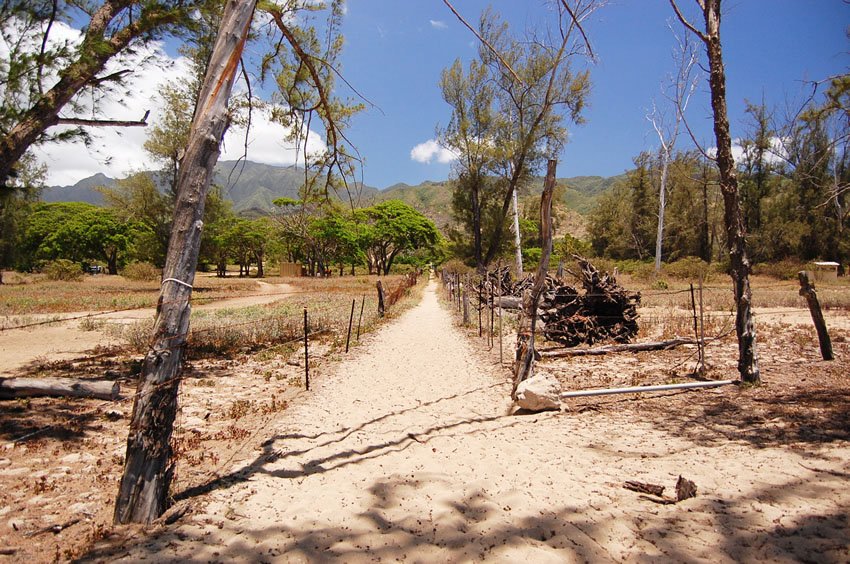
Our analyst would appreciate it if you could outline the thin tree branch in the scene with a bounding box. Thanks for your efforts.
[668,0,708,43]
[441,0,523,84]
[55,109,150,127]
[558,0,595,60]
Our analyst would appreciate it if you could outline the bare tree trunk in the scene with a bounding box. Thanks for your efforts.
[512,187,523,277]
[114,0,257,525]
[701,1,759,384]
[512,159,556,397]
[654,155,669,274]
[671,0,760,384]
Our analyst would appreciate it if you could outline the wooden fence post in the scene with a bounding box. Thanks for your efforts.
[345,298,355,353]
[304,307,310,390]
[513,159,557,397]
[798,271,834,361]
[498,265,503,365]
[462,278,470,325]
[377,280,385,318]
[356,295,365,341]
[478,280,483,337]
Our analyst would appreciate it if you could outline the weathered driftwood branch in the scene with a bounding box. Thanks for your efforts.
[0,377,119,400]
[539,337,698,358]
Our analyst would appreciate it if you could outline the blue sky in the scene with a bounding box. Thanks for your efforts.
[335,0,849,188]
[37,1,849,189]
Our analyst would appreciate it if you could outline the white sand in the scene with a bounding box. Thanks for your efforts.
[108,279,850,562]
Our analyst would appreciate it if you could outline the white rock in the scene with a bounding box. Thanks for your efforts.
[60,452,96,465]
[515,371,562,412]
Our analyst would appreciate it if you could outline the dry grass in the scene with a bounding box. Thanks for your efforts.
[111,273,424,358]
[0,272,263,315]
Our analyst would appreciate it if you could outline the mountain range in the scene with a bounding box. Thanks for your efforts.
[42,160,626,231]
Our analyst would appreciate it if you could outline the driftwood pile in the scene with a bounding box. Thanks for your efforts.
[499,258,641,347]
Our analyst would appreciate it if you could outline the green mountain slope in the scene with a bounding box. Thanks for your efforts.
[43,162,621,229]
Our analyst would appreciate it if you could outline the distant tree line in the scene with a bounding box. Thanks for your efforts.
[8,185,442,278]
[588,79,849,274]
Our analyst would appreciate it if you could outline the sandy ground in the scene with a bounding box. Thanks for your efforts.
[70,279,850,563]
[0,281,293,376]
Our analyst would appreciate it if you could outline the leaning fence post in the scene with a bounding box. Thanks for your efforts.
[497,265,503,364]
[377,280,385,318]
[303,307,310,391]
[798,271,834,361]
[478,280,483,337]
[356,295,365,341]
[345,298,355,353]
[690,283,705,375]
[462,278,470,325]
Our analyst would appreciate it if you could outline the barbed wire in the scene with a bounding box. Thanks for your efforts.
[4,276,419,445]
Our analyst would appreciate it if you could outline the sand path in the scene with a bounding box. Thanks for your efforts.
[104,278,849,563]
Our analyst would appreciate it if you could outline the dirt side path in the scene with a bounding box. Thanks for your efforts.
[0,281,294,376]
[96,279,849,563]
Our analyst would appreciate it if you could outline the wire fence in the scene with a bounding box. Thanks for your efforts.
[3,272,422,446]
[436,265,844,378]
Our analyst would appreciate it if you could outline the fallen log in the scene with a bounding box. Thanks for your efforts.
[0,377,120,401]
[560,379,736,399]
[540,337,698,358]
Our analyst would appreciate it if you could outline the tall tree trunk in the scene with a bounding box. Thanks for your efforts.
[113,0,257,525]
[512,159,556,397]
[512,187,524,277]
[471,178,484,272]
[673,0,760,383]
[654,153,669,274]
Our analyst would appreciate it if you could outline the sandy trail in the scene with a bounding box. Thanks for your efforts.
[0,281,293,376]
[103,279,849,563]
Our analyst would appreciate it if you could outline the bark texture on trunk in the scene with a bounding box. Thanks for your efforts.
[114,0,257,525]
[701,0,759,384]
[671,0,760,382]
[512,159,556,398]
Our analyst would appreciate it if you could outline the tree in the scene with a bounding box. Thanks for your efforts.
[0,0,208,188]
[647,27,698,274]
[114,0,359,523]
[114,0,259,525]
[671,0,760,383]
[0,153,44,283]
[18,201,132,273]
[439,3,594,272]
[100,173,172,266]
[359,200,439,275]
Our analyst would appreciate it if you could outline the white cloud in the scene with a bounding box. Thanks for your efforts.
[220,108,327,165]
[429,19,448,30]
[31,25,326,186]
[32,32,187,185]
[410,139,456,164]
[705,137,787,167]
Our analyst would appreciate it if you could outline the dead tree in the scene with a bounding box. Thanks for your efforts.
[113,0,258,525]
[513,159,556,397]
[670,0,760,383]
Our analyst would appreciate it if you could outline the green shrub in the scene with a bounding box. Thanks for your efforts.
[665,256,712,281]
[439,258,472,276]
[652,278,669,290]
[122,262,160,281]
[44,259,83,281]
[752,259,806,280]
